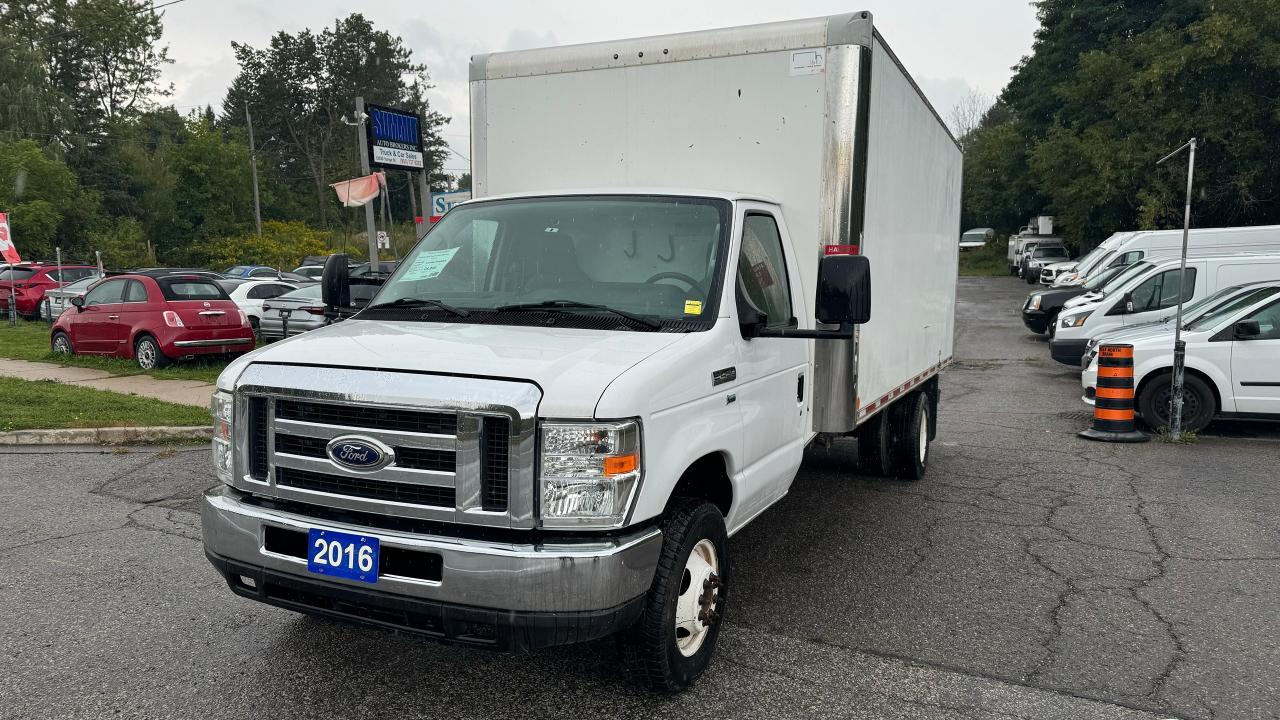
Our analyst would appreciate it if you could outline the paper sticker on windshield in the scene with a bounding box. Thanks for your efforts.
[684,300,703,315]
[401,247,459,280]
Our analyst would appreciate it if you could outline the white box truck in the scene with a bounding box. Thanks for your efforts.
[202,11,961,690]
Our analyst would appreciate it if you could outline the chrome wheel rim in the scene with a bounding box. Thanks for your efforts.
[53,335,71,354]
[674,538,721,657]
[137,341,156,369]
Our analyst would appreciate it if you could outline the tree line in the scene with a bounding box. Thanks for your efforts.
[0,1,455,268]
[960,0,1279,249]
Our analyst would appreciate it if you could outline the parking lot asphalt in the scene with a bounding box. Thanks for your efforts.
[3,277,1278,720]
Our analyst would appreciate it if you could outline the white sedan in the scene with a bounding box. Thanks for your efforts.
[216,279,301,331]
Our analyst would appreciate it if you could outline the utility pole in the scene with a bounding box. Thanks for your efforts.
[245,103,263,236]
[355,97,379,265]
[419,166,431,239]
[1156,137,1197,441]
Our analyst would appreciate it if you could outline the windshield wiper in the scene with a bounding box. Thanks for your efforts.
[364,297,470,317]
[493,300,662,330]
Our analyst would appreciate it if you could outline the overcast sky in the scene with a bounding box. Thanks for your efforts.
[159,0,1039,174]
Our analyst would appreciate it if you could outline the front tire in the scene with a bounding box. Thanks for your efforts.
[134,335,171,370]
[890,392,931,480]
[1137,373,1215,433]
[51,331,74,355]
[621,499,728,692]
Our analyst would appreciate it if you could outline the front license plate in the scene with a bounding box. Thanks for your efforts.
[307,528,379,583]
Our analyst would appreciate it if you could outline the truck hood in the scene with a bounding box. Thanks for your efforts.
[229,319,687,417]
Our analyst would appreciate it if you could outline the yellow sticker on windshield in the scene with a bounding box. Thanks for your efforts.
[684,300,703,315]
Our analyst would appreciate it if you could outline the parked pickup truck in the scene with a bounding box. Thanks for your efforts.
[202,12,962,690]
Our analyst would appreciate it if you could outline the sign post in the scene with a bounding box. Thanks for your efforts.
[0,212,19,325]
[354,97,380,267]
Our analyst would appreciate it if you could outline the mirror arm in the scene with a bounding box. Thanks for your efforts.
[755,323,854,340]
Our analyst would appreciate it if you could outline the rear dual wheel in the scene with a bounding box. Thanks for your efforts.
[857,391,931,480]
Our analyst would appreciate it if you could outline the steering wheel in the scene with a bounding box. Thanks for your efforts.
[645,271,707,300]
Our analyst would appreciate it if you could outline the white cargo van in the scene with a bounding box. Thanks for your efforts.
[1044,231,1136,286]
[1081,283,1280,431]
[201,12,962,690]
[1070,225,1280,287]
[1050,254,1280,365]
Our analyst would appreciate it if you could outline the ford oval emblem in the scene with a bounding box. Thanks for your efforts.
[326,435,395,472]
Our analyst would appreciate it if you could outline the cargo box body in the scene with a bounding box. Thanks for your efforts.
[469,11,961,433]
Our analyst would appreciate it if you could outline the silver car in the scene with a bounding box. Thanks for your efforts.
[259,284,379,340]
[43,274,103,318]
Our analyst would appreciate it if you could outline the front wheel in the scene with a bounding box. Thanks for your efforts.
[134,335,171,370]
[621,499,728,692]
[51,331,74,355]
[1137,373,1216,433]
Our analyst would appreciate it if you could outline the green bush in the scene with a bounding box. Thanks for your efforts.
[188,220,331,270]
[958,236,1010,276]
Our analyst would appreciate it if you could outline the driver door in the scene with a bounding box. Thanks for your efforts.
[731,205,810,521]
[73,279,127,353]
[1231,299,1280,414]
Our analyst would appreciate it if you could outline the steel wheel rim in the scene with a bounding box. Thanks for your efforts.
[137,341,156,369]
[674,538,720,657]
[1155,383,1200,427]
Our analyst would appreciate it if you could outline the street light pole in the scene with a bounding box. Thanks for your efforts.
[245,103,263,236]
[1156,137,1197,441]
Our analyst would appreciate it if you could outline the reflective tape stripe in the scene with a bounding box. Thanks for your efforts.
[1097,366,1134,378]
[1093,408,1134,421]
[1095,386,1134,400]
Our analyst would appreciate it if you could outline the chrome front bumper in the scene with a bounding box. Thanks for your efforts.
[201,485,662,613]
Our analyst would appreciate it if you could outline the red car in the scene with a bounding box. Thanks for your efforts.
[0,264,98,320]
[51,272,256,369]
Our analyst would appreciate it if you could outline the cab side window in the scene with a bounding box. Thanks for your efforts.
[736,213,793,328]
[1243,300,1280,340]
[84,279,127,306]
[1130,268,1196,312]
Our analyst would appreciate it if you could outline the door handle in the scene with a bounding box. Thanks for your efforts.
[797,374,805,402]
[108,315,119,320]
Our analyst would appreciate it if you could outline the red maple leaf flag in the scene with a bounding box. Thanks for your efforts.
[0,213,20,264]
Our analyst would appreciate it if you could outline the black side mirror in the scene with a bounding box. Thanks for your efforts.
[1234,319,1261,339]
[736,285,767,339]
[70,296,85,311]
[321,254,350,309]
[816,255,871,325]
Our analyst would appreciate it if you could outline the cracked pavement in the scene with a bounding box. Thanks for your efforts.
[2,277,1278,719]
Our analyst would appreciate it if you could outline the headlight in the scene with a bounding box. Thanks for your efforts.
[1061,311,1092,328]
[539,420,641,528]
[211,390,234,483]
[1029,294,1042,310]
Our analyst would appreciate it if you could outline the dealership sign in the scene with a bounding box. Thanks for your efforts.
[367,104,424,170]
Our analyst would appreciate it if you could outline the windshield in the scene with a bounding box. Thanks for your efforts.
[1093,260,1153,295]
[55,276,101,293]
[1033,247,1068,259]
[367,195,730,327]
[1081,264,1126,290]
[1185,286,1280,331]
[223,266,249,275]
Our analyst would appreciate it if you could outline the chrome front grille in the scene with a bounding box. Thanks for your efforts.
[230,363,540,529]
